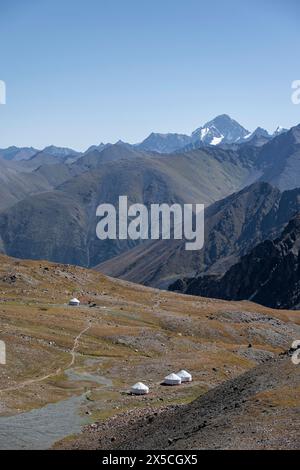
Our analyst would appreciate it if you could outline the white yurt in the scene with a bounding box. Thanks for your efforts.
[163,373,182,386]
[69,298,80,306]
[176,370,192,382]
[130,382,149,395]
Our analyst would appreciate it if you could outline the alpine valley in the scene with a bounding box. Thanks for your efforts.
[0,115,297,278]
[1,114,300,450]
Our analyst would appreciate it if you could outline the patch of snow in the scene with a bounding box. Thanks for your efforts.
[242,132,253,141]
[210,136,224,145]
[200,128,209,140]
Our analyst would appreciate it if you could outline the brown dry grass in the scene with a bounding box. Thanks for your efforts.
[0,254,299,424]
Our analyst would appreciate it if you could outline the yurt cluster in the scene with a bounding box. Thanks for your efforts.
[130,370,192,395]
[67,299,192,396]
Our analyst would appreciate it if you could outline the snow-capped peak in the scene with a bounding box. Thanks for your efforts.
[191,114,249,146]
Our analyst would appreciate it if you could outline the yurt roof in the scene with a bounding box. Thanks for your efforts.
[164,373,181,381]
[131,382,149,390]
[176,370,192,378]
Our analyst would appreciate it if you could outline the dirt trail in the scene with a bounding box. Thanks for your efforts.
[0,319,92,394]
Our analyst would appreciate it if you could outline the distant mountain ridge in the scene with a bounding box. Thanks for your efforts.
[136,132,191,153]
[0,114,290,159]
[0,146,39,161]
[136,114,288,153]
[136,114,251,152]
[42,145,80,157]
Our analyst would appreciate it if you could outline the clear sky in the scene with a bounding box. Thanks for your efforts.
[0,0,300,151]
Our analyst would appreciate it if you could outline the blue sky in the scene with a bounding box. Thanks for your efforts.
[0,0,300,150]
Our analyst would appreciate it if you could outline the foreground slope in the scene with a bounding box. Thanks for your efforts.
[66,355,300,450]
[0,254,299,449]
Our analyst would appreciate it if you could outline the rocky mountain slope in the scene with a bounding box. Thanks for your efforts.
[238,127,271,147]
[63,355,300,450]
[136,132,191,153]
[0,146,38,161]
[72,142,150,171]
[191,114,249,146]
[257,124,300,191]
[0,158,73,212]
[170,213,300,309]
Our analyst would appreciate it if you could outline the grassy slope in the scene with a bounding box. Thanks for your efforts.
[0,254,299,447]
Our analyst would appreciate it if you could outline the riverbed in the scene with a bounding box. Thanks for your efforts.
[0,361,112,449]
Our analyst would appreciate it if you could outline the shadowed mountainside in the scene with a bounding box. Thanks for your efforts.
[98,182,300,288]
[170,213,300,309]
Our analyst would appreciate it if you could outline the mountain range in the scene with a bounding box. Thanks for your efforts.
[1,115,300,311]
[0,146,39,161]
[0,144,253,265]
[0,114,288,161]
[136,115,287,152]
[97,124,300,287]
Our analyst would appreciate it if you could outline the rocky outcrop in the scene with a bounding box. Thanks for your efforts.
[170,214,300,309]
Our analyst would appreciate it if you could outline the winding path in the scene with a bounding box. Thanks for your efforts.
[0,319,92,394]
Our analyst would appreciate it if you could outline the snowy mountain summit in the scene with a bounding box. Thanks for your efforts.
[191,114,249,146]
